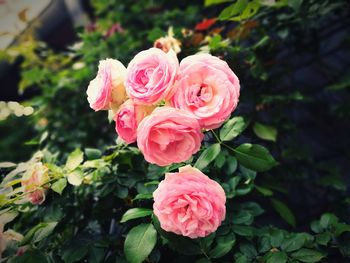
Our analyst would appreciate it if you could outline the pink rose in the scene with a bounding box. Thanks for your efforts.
[114,99,155,144]
[125,48,179,105]
[170,54,240,129]
[87,58,127,111]
[153,165,226,238]
[137,107,203,166]
[21,162,49,205]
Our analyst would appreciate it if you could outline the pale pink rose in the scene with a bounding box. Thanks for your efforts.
[153,165,226,238]
[114,99,155,144]
[87,59,127,111]
[137,107,203,166]
[170,54,240,129]
[21,162,49,205]
[125,48,179,105]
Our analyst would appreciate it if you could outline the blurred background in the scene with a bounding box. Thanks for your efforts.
[0,0,349,248]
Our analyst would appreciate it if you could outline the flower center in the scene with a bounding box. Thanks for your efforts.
[188,84,213,107]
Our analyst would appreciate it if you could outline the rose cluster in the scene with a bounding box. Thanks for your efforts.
[87,46,240,238]
[87,47,240,167]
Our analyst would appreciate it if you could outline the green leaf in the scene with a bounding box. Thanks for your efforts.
[234,144,278,172]
[260,0,288,7]
[288,0,303,12]
[0,162,17,168]
[269,228,284,247]
[319,213,338,229]
[266,251,287,263]
[281,233,307,252]
[237,1,260,20]
[194,143,221,170]
[233,225,254,236]
[85,148,102,160]
[316,232,331,246]
[220,116,247,141]
[62,245,89,263]
[32,222,58,243]
[235,253,249,263]
[22,222,57,245]
[133,193,153,201]
[214,150,226,168]
[291,248,325,263]
[232,210,254,225]
[51,178,67,195]
[0,210,18,224]
[67,169,84,186]
[204,0,232,7]
[65,149,84,171]
[120,208,153,223]
[209,232,236,258]
[239,243,257,259]
[271,198,296,227]
[334,222,350,236]
[258,237,271,253]
[226,155,238,174]
[218,0,248,20]
[255,185,273,196]
[124,223,157,263]
[253,122,277,142]
[241,202,264,217]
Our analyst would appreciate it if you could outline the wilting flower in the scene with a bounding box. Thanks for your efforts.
[114,99,155,144]
[154,27,181,54]
[125,48,179,105]
[171,53,240,129]
[137,107,203,166]
[87,58,127,111]
[21,162,50,205]
[153,165,226,238]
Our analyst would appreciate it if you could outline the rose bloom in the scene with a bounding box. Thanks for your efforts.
[21,162,50,205]
[137,107,203,166]
[87,58,127,111]
[125,48,179,105]
[153,165,226,238]
[170,54,240,129]
[114,99,155,144]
